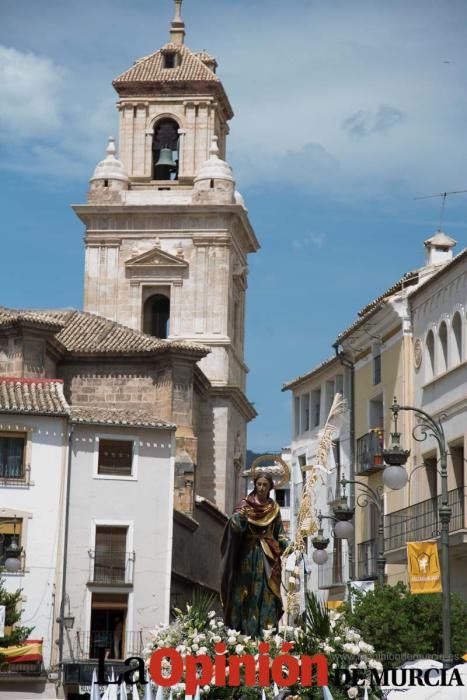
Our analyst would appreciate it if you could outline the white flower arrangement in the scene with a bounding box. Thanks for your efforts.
[144,604,382,699]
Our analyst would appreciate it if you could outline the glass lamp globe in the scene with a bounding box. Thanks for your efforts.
[334,520,354,539]
[4,556,21,573]
[312,549,328,565]
[383,465,408,490]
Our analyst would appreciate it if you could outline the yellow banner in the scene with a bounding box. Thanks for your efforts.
[407,541,442,594]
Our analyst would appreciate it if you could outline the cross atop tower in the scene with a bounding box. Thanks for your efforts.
[170,0,185,45]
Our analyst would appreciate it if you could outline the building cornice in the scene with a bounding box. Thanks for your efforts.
[210,384,257,421]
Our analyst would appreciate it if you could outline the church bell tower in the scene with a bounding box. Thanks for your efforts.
[73,0,259,513]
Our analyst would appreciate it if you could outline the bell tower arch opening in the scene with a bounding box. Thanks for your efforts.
[143,293,171,339]
[152,118,179,181]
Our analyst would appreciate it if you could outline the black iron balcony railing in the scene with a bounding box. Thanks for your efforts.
[385,487,465,551]
[318,553,345,589]
[62,659,129,685]
[357,538,378,580]
[63,630,144,661]
[88,549,135,585]
[356,430,384,475]
[0,660,43,676]
[0,462,31,486]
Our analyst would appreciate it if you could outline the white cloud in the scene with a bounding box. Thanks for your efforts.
[291,232,326,251]
[0,44,115,180]
[0,46,64,137]
[2,0,467,199]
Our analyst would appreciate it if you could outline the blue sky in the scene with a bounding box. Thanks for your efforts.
[2,0,467,451]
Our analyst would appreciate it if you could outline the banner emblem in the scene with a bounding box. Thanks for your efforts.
[407,541,441,594]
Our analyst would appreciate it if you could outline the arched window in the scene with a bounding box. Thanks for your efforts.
[452,312,462,365]
[152,118,179,180]
[143,294,170,339]
[439,321,448,372]
[426,330,435,381]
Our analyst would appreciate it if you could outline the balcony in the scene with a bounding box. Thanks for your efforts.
[318,553,345,589]
[0,661,43,677]
[385,487,465,552]
[88,550,135,585]
[0,461,30,487]
[356,430,384,475]
[63,630,144,662]
[357,539,378,580]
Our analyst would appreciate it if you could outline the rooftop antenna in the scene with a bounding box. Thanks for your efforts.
[414,189,467,230]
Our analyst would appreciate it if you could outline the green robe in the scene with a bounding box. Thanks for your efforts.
[221,499,289,638]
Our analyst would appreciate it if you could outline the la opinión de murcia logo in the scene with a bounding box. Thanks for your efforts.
[93,646,464,693]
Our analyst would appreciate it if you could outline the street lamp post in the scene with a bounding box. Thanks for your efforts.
[383,397,451,667]
[340,478,385,587]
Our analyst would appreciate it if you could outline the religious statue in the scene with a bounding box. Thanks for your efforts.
[220,456,290,638]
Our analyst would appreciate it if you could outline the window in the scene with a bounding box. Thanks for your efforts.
[332,439,341,496]
[424,456,438,499]
[301,394,310,432]
[452,312,462,365]
[372,342,382,385]
[311,389,321,427]
[426,330,435,380]
[335,373,344,397]
[373,354,381,385]
[143,294,170,339]
[163,52,176,69]
[294,397,300,436]
[0,433,26,480]
[439,321,448,372]
[98,439,133,477]
[152,118,179,180]
[0,518,22,569]
[275,489,290,507]
[93,526,129,584]
[325,380,335,416]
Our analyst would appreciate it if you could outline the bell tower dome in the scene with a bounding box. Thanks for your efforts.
[112,0,233,185]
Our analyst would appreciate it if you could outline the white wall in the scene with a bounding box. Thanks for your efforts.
[0,414,67,668]
[65,424,175,645]
[411,257,467,597]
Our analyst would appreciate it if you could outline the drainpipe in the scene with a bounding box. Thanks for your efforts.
[58,422,74,685]
[333,343,355,582]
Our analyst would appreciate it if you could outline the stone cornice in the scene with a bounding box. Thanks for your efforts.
[195,495,228,524]
[73,204,259,254]
[210,384,257,421]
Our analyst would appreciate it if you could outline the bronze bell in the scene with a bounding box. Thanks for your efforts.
[155,147,176,179]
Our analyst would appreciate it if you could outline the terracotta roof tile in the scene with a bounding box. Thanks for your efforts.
[71,405,174,430]
[282,356,338,391]
[0,307,66,330]
[0,378,69,417]
[113,43,219,85]
[335,270,419,344]
[0,308,210,357]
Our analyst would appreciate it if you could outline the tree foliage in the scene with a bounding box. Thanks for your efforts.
[0,578,33,653]
[341,581,467,666]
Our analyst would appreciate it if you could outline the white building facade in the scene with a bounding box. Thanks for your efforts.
[283,356,351,605]
[64,416,175,669]
[404,245,467,596]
